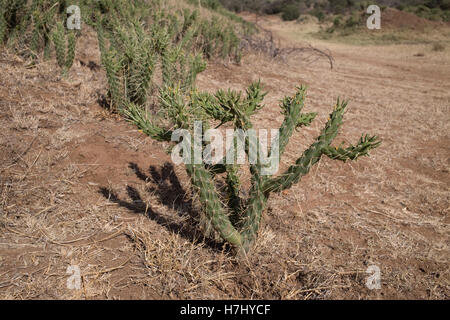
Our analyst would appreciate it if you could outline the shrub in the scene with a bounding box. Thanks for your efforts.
[416,5,432,14]
[442,10,450,21]
[333,15,342,27]
[345,13,361,28]
[441,0,450,10]
[281,4,301,21]
[311,9,325,22]
[264,0,286,15]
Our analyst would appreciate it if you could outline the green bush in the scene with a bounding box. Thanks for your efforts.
[441,0,450,10]
[345,13,361,28]
[311,9,325,22]
[333,15,342,27]
[443,10,450,21]
[263,0,285,15]
[281,4,301,21]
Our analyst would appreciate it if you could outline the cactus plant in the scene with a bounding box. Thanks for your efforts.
[98,11,209,112]
[0,7,6,45]
[124,81,381,256]
[51,22,77,76]
[0,0,59,58]
[97,18,158,111]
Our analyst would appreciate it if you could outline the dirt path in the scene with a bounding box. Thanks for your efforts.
[0,17,448,299]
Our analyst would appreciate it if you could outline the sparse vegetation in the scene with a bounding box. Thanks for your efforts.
[281,4,301,21]
[0,0,246,75]
[125,81,379,254]
[219,0,450,22]
[0,0,380,257]
[95,1,241,111]
[0,0,63,59]
[0,0,448,301]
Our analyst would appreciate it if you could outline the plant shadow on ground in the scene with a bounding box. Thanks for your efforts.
[99,162,229,253]
[96,93,112,111]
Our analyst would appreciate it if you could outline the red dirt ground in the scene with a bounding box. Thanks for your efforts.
[381,8,449,30]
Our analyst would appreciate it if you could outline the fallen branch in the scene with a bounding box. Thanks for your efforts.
[240,18,334,70]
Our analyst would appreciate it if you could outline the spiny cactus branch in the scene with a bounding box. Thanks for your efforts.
[122,103,173,142]
[277,86,307,157]
[186,164,243,249]
[226,164,243,225]
[322,134,381,162]
[263,99,361,194]
[51,22,77,76]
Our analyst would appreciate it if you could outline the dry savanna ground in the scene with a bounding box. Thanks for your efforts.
[0,13,449,299]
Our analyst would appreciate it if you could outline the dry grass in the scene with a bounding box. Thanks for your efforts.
[0,16,449,300]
